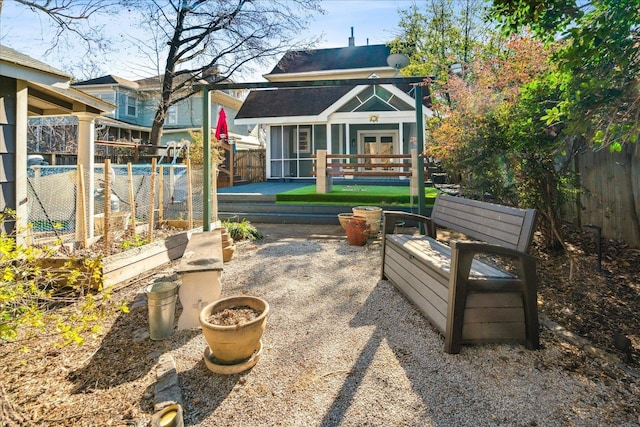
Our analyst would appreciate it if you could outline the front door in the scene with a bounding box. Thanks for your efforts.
[359,131,398,168]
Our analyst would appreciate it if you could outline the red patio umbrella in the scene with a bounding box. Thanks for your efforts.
[215,108,228,140]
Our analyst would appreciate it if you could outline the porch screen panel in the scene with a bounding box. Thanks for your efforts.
[331,124,343,155]
[284,125,295,159]
[270,126,283,178]
[283,125,295,177]
[270,126,283,158]
[299,160,313,177]
[270,161,283,178]
[313,125,326,151]
[285,160,297,178]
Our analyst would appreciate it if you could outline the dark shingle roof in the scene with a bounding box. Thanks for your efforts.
[236,86,355,119]
[73,75,138,89]
[269,44,391,75]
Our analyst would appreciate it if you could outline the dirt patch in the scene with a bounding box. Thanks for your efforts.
[207,306,262,326]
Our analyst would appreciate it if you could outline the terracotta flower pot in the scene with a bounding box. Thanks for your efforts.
[345,216,370,246]
[223,244,236,262]
[199,296,269,365]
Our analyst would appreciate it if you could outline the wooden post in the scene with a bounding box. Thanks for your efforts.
[77,164,88,249]
[148,158,157,243]
[202,87,212,231]
[415,85,426,234]
[186,158,193,230]
[410,149,418,206]
[229,139,234,187]
[316,150,331,194]
[127,162,136,237]
[103,159,111,256]
[158,165,164,225]
[212,160,218,225]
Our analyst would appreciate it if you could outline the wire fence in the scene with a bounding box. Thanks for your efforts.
[26,163,209,250]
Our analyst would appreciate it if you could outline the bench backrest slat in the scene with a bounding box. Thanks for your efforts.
[431,194,537,253]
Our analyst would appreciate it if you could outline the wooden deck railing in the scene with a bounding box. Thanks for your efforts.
[312,149,419,194]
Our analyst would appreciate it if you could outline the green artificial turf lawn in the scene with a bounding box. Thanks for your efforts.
[276,184,439,207]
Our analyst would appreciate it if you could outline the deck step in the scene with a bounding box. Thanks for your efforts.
[217,193,420,225]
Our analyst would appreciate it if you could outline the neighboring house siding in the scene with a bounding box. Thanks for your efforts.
[0,76,17,233]
[82,89,116,118]
[120,90,141,124]
[71,76,246,148]
[138,96,156,128]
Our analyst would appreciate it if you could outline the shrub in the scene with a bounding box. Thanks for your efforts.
[0,210,127,347]
[223,219,263,241]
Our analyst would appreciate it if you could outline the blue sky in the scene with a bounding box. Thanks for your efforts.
[0,0,413,81]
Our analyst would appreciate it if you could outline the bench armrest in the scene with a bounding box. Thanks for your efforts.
[451,241,536,266]
[382,211,436,237]
[446,240,539,353]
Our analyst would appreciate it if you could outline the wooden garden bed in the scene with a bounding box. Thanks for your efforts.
[42,231,191,289]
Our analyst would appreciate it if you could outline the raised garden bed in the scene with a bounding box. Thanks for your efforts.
[42,231,191,289]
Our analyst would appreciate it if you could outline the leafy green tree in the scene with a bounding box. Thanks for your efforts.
[426,36,580,248]
[491,0,640,151]
[389,0,495,80]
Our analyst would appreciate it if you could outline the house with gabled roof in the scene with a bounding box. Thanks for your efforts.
[234,35,433,180]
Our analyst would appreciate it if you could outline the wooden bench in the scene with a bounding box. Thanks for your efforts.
[381,194,539,354]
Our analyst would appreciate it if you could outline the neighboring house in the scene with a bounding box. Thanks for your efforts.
[234,37,433,180]
[0,44,113,240]
[71,69,251,151]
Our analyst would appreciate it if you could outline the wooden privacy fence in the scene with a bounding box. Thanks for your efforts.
[235,149,266,183]
[566,142,640,247]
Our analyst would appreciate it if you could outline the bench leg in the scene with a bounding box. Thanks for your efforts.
[520,257,540,350]
[444,245,473,354]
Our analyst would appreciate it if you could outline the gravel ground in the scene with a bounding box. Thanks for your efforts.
[4,224,637,426]
[162,224,639,427]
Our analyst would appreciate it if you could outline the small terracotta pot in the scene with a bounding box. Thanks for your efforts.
[223,244,236,262]
[345,216,370,246]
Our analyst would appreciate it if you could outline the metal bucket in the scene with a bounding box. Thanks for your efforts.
[145,281,178,340]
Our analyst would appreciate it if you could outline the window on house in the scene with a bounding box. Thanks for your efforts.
[167,105,177,125]
[126,95,137,117]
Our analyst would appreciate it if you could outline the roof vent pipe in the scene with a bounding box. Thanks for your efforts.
[348,27,355,46]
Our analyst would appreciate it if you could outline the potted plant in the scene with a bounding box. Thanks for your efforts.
[199,296,269,373]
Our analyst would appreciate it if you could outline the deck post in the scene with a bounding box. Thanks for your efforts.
[415,85,426,231]
[316,150,332,193]
[410,149,418,203]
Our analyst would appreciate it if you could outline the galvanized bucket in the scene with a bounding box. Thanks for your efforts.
[145,281,178,340]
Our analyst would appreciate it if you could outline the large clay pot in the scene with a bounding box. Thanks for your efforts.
[345,216,370,246]
[199,296,269,365]
[352,206,382,237]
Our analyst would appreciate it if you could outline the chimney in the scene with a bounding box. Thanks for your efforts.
[348,27,355,47]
